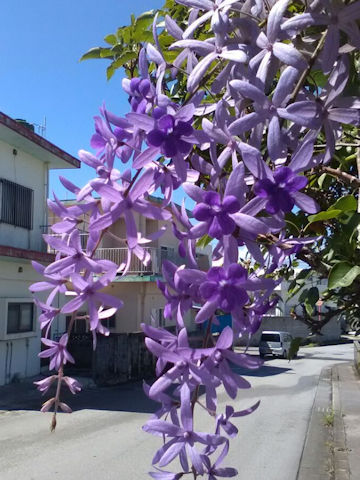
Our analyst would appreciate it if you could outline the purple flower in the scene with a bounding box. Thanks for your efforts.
[249,0,307,84]
[90,167,171,249]
[44,230,105,276]
[215,401,260,438]
[254,166,308,214]
[144,383,226,474]
[122,77,155,113]
[193,192,240,239]
[183,164,269,247]
[34,375,57,395]
[282,1,360,73]
[149,469,183,480]
[34,298,60,335]
[61,271,123,332]
[278,56,360,163]
[127,102,207,181]
[147,113,194,158]
[170,37,248,93]
[228,66,299,159]
[39,334,75,371]
[63,376,82,394]
[30,261,68,305]
[194,327,260,398]
[178,265,275,325]
[200,265,249,313]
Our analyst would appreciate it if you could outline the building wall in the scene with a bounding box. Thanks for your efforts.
[280,277,331,316]
[104,281,167,333]
[0,139,47,252]
[241,315,342,347]
[0,258,42,385]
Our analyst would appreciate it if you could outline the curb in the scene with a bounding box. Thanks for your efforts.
[296,366,333,480]
[332,366,350,479]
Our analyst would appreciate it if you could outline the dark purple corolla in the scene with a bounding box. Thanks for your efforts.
[122,76,154,113]
[193,192,240,239]
[200,265,250,315]
[147,111,194,158]
[254,166,308,214]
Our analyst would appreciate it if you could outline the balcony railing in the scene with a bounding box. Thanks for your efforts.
[45,232,210,275]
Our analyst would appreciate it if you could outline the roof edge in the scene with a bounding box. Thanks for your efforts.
[0,112,80,168]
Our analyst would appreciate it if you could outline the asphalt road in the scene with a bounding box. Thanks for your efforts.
[0,344,353,480]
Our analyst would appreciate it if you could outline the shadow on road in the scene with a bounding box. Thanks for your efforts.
[0,348,351,414]
[231,363,292,377]
[0,378,159,414]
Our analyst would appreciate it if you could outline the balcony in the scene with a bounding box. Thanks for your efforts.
[45,232,210,275]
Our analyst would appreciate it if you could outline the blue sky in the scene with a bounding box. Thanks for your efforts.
[0,0,163,199]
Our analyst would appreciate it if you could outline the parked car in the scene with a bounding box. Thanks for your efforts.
[259,331,293,359]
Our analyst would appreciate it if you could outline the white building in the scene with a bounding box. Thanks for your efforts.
[0,112,79,385]
[246,274,341,345]
[47,204,211,336]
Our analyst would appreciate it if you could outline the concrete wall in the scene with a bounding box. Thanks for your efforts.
[278,277,334,316]
[0,139,48,252]
[102,281,193,334]
[354,341,360,374]
[0,258,41,385]
[238,315,342,346]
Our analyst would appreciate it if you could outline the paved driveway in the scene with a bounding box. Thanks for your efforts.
[0,344,353,480]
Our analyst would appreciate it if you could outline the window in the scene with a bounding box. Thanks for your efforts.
[0,178,33,229]
[7,303,34,334]
[151,308,165,328]
[261,333,280,342]
[160,246,175,261]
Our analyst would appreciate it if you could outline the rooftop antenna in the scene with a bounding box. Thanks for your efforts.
[32,116,47,137]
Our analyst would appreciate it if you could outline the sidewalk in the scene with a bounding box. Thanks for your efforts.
[297,362,360,480]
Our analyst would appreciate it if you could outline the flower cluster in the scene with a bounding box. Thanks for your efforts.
[30,0,359,477]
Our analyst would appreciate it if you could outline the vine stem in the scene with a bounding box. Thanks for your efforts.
[357,149,360,213]
[317,164,360,188]
[51,365,63,432]
[191,316,215,415]
[288,29,328,104]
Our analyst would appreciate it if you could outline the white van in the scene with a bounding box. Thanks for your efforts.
[259,331,293,359]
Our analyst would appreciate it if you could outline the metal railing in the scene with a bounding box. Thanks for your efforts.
[44,231,210,275]
[94,247,158,275]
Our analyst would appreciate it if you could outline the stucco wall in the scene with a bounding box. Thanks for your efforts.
[0,259,41,385]
[237,315,341,346]
[0,139,47,252]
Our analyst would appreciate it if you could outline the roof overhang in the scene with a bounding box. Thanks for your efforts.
[0,244,55,264]
[0,112,80,169]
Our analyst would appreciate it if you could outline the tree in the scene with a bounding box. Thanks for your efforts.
[32,0,360,477]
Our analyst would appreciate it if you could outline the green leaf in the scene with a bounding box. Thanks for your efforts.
[134,10,156,32]
[317,173,328,189]
[104,34,118,46]
[99,48,114,58]
[328,195,357,212]
[196,234,212,249]
[304,287,319,316]
[328,262,360,289]
[296,269,312,281]
[80,47,104,61]
[106,51,138,79]
[308,210,342,223]
[298,288,309,304]
[106,62,116,80]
